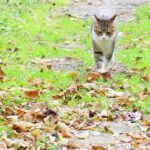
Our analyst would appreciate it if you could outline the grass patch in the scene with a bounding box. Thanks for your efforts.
[116,5,150,113]
[0,1,150,138]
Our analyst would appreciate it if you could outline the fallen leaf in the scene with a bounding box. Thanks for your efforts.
[0,102,2,108]
[116,96,132,107]
[88,72,100,81]
[104,88,129,98]
[52,91,64,99]
[124,44,133,49]
[83,83,98,90]
[66,141,79,149]
[2,137,30,148]
[65,83,78,96]
[24,90,40,99]
[104,126,113,134]
[46,64,52,70]
[141,75,150,82]
[43,109,58,117]
[0,67,6,81]
[74,131,89,139]
[28,78,44,86]
[101,72,111,81]
[0,91,7,98]
[67,71,78,78]
[143,118,150,126]
[13,121,35,132]
[0,141,7,150]
[92,145,107,150]
[31,129,40,137]
[138,91,150,100]
[56,122,72,138]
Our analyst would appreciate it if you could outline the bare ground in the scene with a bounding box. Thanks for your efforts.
[43,0,150,73]
[56,0,150,21]
[48,1,150,149]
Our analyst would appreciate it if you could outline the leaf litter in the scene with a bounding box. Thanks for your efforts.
[0,1,150,149]
[0,69,150,149]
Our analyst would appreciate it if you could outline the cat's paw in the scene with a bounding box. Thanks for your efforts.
[95,68,107,73]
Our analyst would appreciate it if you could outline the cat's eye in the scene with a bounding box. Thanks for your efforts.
[106,32,112,35]
[97,31,102,35]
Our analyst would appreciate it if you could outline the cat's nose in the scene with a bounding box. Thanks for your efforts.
[102,37,106,40]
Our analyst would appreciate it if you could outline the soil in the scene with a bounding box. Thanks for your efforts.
[44,0,149,73]
[33,0,150,72]
[49,1,150,149]
[31,57,85,71]
[56,0,150,21]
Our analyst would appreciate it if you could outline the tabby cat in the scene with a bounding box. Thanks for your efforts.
[91,8,118,73]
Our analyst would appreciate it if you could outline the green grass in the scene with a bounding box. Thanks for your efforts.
[0,1,150,137]
[116,5,150,112]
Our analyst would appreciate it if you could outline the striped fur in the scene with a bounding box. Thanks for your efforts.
[91,11,118,73]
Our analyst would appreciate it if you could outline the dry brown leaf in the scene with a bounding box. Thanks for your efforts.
[104,126,113,134]
[116,96,132,107]
[141,75,150,82]
[65,83,78,96]
[3,107,16,117]
[56,122,72,138]
[13,121,35,132]
[0,141,7,150]
[28,78,44,86]
[124,44,133,49]
[2,137,30,148]
[24,90,40,99]
[101,72,111,81]
[92,145,107,150]
[66,141,79,149]
[52,91,64,99]
[0,102,2,108]
[138,92,150,100]
[16,109,26,117]
[46,64,52,70]
[74,131,89,139]
[87,72,100,82]
[0,67,6,81]
[126,133,150,145]
[43,109,58,117]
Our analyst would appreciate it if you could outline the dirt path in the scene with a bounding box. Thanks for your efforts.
[44,0,150,72]
[57,0,150,21]
[51,1,150,149]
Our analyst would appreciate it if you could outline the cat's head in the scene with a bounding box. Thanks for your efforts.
[94,14,117,40]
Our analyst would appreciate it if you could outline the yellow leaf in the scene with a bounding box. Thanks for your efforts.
[67,71,78,78]
[31,130,40,137]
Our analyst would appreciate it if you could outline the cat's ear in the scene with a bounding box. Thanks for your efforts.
[94,14,101,22]
[109,14,117,23]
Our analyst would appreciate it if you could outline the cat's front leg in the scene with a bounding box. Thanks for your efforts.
[94,52,105,73]
[92,41,105,73]
[104,53,113,72]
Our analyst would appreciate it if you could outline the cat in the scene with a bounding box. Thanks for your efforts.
[91,7,118,73]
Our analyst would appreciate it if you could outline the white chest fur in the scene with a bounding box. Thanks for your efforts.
[92,29,116,54]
